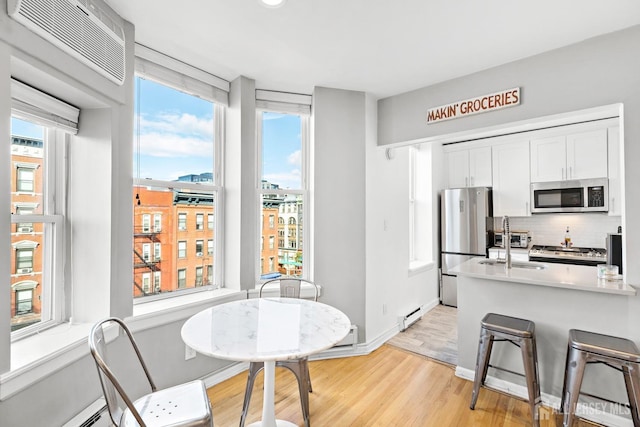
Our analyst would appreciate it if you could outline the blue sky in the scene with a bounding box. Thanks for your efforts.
[11,117,43,139]
[135,77,302,189]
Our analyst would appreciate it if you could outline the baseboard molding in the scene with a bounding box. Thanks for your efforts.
[455,366,634,427]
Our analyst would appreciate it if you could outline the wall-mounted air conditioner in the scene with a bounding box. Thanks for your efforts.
[18,226,33,233]
[18,268,33,274]
[8,0,126,85]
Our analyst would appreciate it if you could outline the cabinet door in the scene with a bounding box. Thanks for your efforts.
[566,128,608,180]
[492,140,531,217]
[530,136,566,182]
[607,127,621,216]
[446,150,469,188]
[469,146,492,187]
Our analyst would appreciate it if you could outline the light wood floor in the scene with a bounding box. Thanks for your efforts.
[207,344,597,426]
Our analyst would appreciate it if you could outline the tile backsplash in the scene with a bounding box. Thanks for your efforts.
[493,214,621,249]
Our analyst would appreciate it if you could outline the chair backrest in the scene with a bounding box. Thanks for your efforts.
[259,277,319,301]
[88,317,156,427]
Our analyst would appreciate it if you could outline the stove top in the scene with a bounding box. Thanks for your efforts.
[529,245,607,265]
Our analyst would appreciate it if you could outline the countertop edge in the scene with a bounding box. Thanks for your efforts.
[453,258,637,296]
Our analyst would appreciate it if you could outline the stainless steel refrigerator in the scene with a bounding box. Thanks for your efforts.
[440,187,493,307]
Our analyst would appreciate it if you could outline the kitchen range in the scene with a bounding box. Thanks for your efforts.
[528,245,607,266]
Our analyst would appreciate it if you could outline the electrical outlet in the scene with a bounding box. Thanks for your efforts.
[185,345,196,360]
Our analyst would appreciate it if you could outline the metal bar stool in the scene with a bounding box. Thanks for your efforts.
[470,313,541,427]
[560,329,640,427]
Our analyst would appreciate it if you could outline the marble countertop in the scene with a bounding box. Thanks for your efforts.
[181,297,351,362]
[452,257,636,296]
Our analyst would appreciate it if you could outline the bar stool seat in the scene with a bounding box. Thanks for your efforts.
[470,313,541,427]
[560,329,640,427]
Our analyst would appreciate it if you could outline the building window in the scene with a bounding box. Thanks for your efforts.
[207,239,214,255]
[177,269,186,288]
[16,167,35,192]
[142,243,151,261]
[9,85,75,338]
[15,289,34,315]
[142,214,151,232]
[409,145,433,266]
[195,267,203,286]
[178,241,187,258]
[154,242,161,260]
[153,213,162,232]
[257,105,310,280]
[133,64,224,299]
[206,265,213,286]
[142,273,150,293]
[154,271,161,292]
[178,213,187,231]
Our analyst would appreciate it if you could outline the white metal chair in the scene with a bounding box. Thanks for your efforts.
[239,278,319,427]
[88,317,213,427]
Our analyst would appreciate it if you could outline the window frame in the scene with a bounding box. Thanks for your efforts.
[132,61,225,304]
[256,106,310,282]
[10,122,66,341]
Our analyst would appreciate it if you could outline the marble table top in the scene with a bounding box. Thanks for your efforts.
[181,297,351,362]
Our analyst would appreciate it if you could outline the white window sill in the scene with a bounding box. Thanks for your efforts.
[408,260,435,277]
[1,288,246,401]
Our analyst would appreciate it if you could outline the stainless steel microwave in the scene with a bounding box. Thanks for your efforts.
[531,178,608,213]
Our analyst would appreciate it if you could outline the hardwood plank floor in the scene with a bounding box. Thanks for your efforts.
[207,344,597,426]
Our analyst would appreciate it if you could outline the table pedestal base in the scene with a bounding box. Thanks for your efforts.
[246,360,298,427]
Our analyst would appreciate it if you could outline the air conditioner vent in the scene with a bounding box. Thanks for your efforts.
[8,0,125,85]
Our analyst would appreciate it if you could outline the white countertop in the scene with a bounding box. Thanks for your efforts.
[452,257,636,296]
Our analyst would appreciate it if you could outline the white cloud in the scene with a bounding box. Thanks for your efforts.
[287,150,301,167]
[265,169,301,190]
[139,132,213,158]
[138,112,214,138]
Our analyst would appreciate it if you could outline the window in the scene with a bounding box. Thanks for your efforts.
[257,101,310,280]
[142,243,151,261]
[142,273,150,293]
[16,167,35,192]
[142,214,151,232]
[10,111,69,336]
[178,241,187,258]
[154,272,161,292]
[154,242,161,260]
[177,269,186,288]
[178,213,187,231]
[133,64,224,300]
[206,265,213,286]
[195,267,203,286]
[409,145,433,267]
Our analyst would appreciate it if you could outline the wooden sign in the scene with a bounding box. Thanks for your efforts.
[427,87,520,124]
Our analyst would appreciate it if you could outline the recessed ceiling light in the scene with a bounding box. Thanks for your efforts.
[260,0,287,8]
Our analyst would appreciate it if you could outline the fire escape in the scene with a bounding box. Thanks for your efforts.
[133,226,161,296]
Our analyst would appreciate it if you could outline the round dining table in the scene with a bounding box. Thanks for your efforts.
[181,297,351,427]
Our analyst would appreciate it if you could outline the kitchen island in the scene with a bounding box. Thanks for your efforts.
[453,257,637,425]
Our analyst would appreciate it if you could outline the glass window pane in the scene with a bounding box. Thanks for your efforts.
[134,77,214,182]
[261,112,302,190]
[260,194,303,278]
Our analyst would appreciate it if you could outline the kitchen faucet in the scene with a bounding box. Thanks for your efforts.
[502,216,512,269]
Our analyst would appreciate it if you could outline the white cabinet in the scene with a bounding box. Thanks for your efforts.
[608,126,622,216]
[492,140,531,217]
[445,146,492,188]
[530,128,608,182]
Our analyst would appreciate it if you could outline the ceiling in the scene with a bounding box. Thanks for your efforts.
[104,0,640,99]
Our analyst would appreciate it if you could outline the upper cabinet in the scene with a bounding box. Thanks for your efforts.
[492,140,531,217]
[445,146,492,188]
[608,126,622,216]
[530,129,608,182]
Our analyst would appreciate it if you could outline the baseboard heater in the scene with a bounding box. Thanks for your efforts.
[399,305,425,331]
[334,324,358,347]
[62,398,110,427]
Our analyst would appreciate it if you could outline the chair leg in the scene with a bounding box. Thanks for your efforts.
[281,360,311,427]
[240,362,264,427]
[561,347,587,427]
[470,327,494,410]
[521,337,541,427]
[622,363,640,427]
[303,358,313,393]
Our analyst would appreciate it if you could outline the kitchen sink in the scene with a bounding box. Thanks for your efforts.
[478,259,546,270]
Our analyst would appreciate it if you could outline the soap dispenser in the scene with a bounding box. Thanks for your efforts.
[564,226,572,248]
